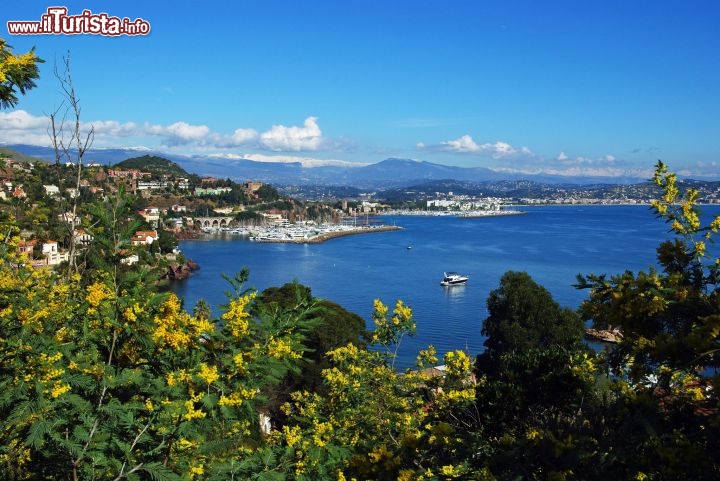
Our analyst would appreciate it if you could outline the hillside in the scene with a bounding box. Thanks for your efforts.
[114,154,189,177]
[0,146,46,164]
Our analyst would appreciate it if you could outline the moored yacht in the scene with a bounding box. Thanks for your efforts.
[440,272,469,286]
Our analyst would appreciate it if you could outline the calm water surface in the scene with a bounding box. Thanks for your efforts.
[172,205,720,369]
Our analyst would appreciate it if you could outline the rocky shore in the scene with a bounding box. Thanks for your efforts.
[163,259,199,280]
[585,327,623,344]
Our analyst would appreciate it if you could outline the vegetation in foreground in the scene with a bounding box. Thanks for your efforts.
[1,38,719,481]
[1,157,718,480]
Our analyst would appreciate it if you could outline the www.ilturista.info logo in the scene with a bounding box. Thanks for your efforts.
[7,7,150,36]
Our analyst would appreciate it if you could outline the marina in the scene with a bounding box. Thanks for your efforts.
[204,222,402,243]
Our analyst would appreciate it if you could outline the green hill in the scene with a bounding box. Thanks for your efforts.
[114,155,189,177]
[0,146,47,164]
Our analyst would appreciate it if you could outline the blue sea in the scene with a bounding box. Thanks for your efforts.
[171,205,720,369]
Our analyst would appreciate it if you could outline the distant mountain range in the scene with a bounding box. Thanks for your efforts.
[1,144,650,189]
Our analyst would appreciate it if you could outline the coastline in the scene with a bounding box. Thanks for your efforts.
[382,209,527,218]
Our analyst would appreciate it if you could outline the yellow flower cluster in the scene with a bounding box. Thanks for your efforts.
[28,352,73,399]
[368,444,393,463]
[197,363,219,385]
[54,326,71,343]
[122,302,145,323]
[86,281,114,308]
[416,345,438,368]
[373,298,388,318]
[282,425,302,447]
[188,464,204,479]
[49,381,71,398]
[182,394,206,422]
[326,342,360,363]
[0,438,31,473]
[19,305,50,334]
[312,419,334,447]
[0,46,39,82]
[217,387,256,407]
[371,299,416,345]
[166,369,192,387]
[222,292,256,339]
[570,352,597,384]
[440,464,464,478]
[323,367,360,401]
[267,337,301,360]
[392,300,413,325]
[443,350,471,377]
[176,438,198,450]
[153,294,215,351]
[710,215,720,233]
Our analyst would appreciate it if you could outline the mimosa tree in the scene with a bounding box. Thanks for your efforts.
[0,36,43,109]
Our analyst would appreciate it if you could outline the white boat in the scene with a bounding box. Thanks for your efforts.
[440,272,469,286]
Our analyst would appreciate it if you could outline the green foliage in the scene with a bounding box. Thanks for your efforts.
[235,210,264,223]
[113,155,189,178]
[474,271,597,480]
[480,270,584,362]
[574,160,720,479]
[256,184,280,202]
[578,160,720,385]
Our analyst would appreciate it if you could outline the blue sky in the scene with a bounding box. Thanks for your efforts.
[2,1,719,178]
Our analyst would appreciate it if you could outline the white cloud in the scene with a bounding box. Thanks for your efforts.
[557,151,568,161]
[0,110,52,145]
[259,116,322,151]
[210,152,367,168]
[90,120,139,137]
[144,121,211,145]
[228,128,258,146]
[434,134,533,159]
[442,134,480,153]
[0,110,49,130]
[0,111,330,153]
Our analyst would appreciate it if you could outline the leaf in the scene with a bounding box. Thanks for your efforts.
[139,462,181,481]
[25,419,52,448]
[256,471,285,481]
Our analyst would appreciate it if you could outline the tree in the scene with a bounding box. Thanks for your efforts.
[48,53,95,276]
[256,184,280,202]
[0,37,43,109]
[579,161,720,387]
[254,282,368,418]
[575,161,720,480]
[479,270,585,367]
[471,271,602,480]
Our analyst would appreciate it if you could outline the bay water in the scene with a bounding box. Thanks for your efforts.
[171,205,720,369]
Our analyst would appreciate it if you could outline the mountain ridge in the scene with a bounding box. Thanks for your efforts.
[0,143,671,188]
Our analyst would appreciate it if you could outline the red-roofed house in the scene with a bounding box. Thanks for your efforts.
[131,230,159,246]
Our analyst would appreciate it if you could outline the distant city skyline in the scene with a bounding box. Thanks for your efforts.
[2,1,719,179]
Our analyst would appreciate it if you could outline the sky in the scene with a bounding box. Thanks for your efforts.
[2,1,720,179]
